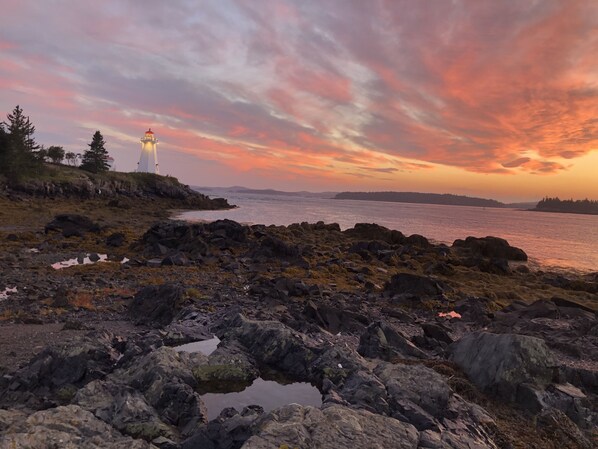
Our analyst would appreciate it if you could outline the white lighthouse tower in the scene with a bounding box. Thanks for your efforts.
[137,128,159,174]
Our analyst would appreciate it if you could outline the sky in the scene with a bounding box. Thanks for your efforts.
[0,0,597,201]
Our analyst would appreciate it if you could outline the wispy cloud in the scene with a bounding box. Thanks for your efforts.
[0,0,596,193]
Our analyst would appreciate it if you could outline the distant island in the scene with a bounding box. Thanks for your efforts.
[334,191,507,208]
[194,186,336,199]
[532,197,598,215]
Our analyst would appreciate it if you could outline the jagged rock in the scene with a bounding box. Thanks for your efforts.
[74,380,175,441]
[216,313,316,379]
[205,220,248,243]
[375,362,451,429]
[247,236,308,268]
[422,323,453,344]
[0,405,155,449]
[44,214,100,237]
[77,347,209,441]
[139,221,209,257]
[333,369,390,414]
[384,273,444,297]
[449,332,556,401]
[303,300,369,334]
[0,331,121,408]
[358,321,426,360]
[129,284,186,327]
[194,341,259,390]
[160,309,212,346]
[181,406,264,449]
[452,236,527,261]
[242,404,419,449]
[536,408,592,449]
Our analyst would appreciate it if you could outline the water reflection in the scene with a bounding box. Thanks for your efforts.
[202,377,322,420]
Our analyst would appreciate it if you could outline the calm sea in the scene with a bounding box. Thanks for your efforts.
[176,191,598,273]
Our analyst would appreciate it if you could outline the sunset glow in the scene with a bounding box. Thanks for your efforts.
[1,1,596,200]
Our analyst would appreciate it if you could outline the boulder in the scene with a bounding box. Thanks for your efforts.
[129,284,186,327]
[44,214,101,237]
[449,332,556,401]
[303,300,369,334]
[215,313,316,379]
[452,236,527,261]
[0,331,122,408]
[358,321,426,360]
[74,380,175,441]
[384,273,443,297]
[83,347,209,440]
[343,223,406,244]
[0,405,154,448]
[374,362,451,429]
[241,404,419,449]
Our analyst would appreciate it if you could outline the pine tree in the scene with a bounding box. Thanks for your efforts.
[80,131,110,173]
[0,105,42,180]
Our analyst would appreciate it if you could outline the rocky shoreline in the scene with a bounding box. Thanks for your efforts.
[0,198,596,448]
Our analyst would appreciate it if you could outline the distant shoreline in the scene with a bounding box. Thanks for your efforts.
[528,208,598,216]
[333,191,535,209]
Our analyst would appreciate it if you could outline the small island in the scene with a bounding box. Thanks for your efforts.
[532,197,598,216]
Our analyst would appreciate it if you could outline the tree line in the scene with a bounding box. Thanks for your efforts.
[0,105,112,182]
[535,197,598,215]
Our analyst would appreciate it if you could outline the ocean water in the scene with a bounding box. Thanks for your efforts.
[176,191,598,273]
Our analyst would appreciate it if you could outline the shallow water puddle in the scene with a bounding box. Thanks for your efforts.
[174,336,221,356]
[202,377,322,420]
[51,254,108,270]
[0,287,17,300]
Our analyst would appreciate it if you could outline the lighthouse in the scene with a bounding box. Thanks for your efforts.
[137,128,159,174]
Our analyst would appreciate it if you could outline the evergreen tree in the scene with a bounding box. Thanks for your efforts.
[80,131,110,173]
[0,105,42,181]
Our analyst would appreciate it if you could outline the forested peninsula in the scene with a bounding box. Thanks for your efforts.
[334,191,505,208]
[532,197,598,215]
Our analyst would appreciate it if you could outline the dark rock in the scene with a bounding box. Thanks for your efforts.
[449,332,556,401]
[205,219,248,243]
[452,236,527,261]
[385,273,443,297]
[405,234,430,247]
[106,232,126,247]
[358,321,426,360]
[303,301,369,334]
[89,253,101,262]
[215,313,315,379]
[422,323,453,344]
[247,236,308,268]
[129,284,186,327]
[44,214,101,237]
[343,223,406,244]
[0,331,122,408]
[181,406,264,449]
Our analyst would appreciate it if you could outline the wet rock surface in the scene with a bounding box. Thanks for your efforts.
[0,215,596,448]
